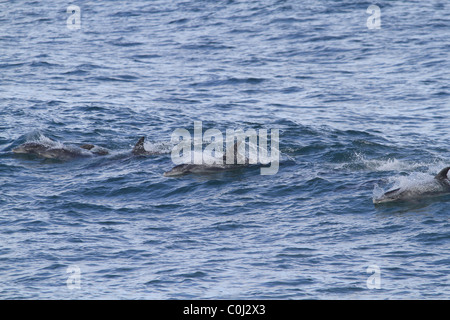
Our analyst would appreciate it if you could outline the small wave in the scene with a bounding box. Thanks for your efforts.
[131,54,162,60]
[28,61,60,68]
[0,62,26,69]
[92,75,139,82]
[344,152,443,173]
[63,69,89,76]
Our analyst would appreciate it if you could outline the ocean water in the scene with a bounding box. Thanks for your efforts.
[0,0,449,299]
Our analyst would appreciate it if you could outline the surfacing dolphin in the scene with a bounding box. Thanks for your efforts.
[373,167,450,204]
[164,142,249,177]
[13,141,110,161]
[13,136,158,161]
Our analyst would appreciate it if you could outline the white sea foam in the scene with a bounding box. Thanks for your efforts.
[29,132,64,149]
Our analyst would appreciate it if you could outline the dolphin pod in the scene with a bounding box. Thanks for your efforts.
[11,135,450,205]
[13,136,253,176]
[373,167,450,204]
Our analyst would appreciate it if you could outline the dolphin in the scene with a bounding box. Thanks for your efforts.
[164,142,249,177]
[13,136,157,161]
[13,141,109,161]
[373,167,450,204]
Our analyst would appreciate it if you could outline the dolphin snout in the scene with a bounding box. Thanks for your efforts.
[163,170,178,177]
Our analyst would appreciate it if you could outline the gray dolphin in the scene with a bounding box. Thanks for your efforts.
[164,142,249,177]
[13,136,158,161]
[374,167,450,204]
[13,141,109,161]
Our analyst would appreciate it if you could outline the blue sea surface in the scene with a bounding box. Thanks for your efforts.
[0,0,449,299]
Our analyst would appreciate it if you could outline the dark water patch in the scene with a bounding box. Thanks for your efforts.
[169,18,190,25]
[109,11,143,18]
[91,75,139,82]
[190,77,266,88]
[131,54,162,60]
[180,43,235,51]
[176,271,208,279]
[109,41,144,47]
[0,62,27,69]
[28,61,61,68]
[211,220,262,232]
[262,277,315,288]
[413,232,450,245]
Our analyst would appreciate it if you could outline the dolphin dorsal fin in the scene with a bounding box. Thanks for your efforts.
[435,167,450,181]
[132,137,146,155]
